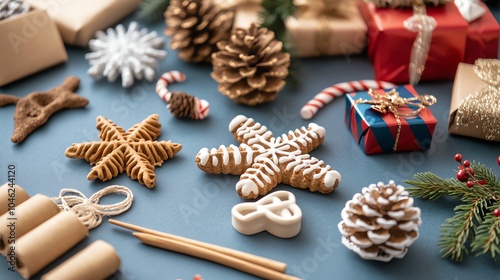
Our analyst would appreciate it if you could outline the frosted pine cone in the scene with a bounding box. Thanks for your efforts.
[211,24,290,106]
[0,0,30,20]
[338,181,421,262]
[165,0,234,63]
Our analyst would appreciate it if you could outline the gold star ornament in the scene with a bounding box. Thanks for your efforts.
[65,114,182,188]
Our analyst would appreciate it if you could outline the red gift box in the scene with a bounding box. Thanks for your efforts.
[358,2,468,84]
[464,1,500,64]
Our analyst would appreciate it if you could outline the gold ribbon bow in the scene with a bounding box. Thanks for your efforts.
[356,88,437,151]
[455,59,500,141]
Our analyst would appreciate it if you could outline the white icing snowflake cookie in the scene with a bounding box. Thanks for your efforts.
[195,115,341,199]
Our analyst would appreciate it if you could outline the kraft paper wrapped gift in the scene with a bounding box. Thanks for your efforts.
[358,1,468,84]
[448,61,500,142]
[346,85,437,155]
[0,9,67,86]
[285,8,367,57]
[24,0,141,47]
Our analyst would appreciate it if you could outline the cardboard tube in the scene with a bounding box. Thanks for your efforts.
[0,194,60,255]
[42,240,120,280]
[0,183,30,216]
[15,211,88,279]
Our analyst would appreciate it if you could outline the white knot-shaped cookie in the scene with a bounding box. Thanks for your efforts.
[232,191,302,238]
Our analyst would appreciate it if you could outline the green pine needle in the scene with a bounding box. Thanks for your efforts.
[260,0,299,87]
[405,162,500,262]
[138,0,170,23]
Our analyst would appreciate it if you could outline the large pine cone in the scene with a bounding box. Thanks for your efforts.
[211,24,290,106]
[338,181,421,262]
[164,0,234,63]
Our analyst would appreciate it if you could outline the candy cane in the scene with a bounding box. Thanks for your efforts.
[156,71,210,120]
[300,80,396,120]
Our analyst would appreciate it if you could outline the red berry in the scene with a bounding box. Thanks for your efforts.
[494,209,500,217]
[497,155,500,166]
[466,181,475,188]
[458,165,464,170]
[466,167,475,176]
[457,170,468,182]
[463,160,470,167]
[478,180,487,185]
[454,153,463,162]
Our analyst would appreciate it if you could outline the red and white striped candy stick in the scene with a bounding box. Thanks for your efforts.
[156,71,210,120]
[300,80,395,120]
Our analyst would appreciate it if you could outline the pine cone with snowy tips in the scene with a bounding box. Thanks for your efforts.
[164,0,234,63]
[211,24,290,106]
[338,181,421,262]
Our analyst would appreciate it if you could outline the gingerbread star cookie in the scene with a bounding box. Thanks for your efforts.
[0,76,88,143]
[65,114,182,188]
[195,115,341,199]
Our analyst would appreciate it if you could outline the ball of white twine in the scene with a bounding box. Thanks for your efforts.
[52,185,134,229]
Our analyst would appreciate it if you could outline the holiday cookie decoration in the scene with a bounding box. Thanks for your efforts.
[86,21,167,88]
[195,115,341,199]
[0,76,88,143]
[65,114,182,188]
[232,191,302,238]
[338,181,422,262]
[156,71,210,119]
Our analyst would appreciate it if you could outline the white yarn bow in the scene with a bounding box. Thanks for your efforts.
[52,185,134,229]
[454,0,486,22]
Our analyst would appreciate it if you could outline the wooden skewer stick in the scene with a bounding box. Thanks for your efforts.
[108,219,287,273]
[133,232,301,280]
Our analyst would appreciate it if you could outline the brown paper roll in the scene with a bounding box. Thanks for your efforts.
[0,183,30,216]
[15,211,88,279]
[0,194,60,256]
[41,240,121,280]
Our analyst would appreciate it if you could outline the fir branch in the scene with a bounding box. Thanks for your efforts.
[260,0,299,87]
[405,158,500,262]
[138,0,170,23]
[438,199,487,262]
[471,202,500,261]
[405,172,488,201]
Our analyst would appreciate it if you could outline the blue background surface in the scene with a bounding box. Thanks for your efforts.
[1,4,500,280]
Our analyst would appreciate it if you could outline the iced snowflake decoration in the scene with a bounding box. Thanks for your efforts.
[85,21,167,88]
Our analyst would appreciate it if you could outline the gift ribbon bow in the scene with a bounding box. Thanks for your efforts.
[404,1,437,85]
[455,59,500,141]
[231,191,302,238]
[454,0,486,22]
[356,88,437,151]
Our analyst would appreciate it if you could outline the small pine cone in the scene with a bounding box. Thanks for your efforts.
[211,24,290,106]
[164,0,234,63]
[338,181,421,262]
[168,92,196,118]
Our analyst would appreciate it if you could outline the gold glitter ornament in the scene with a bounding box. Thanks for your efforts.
[454,59,500,141]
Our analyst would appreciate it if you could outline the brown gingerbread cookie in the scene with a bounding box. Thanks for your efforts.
[65,114,182,188]
[195,115,341,199]
[0,76,89,143]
